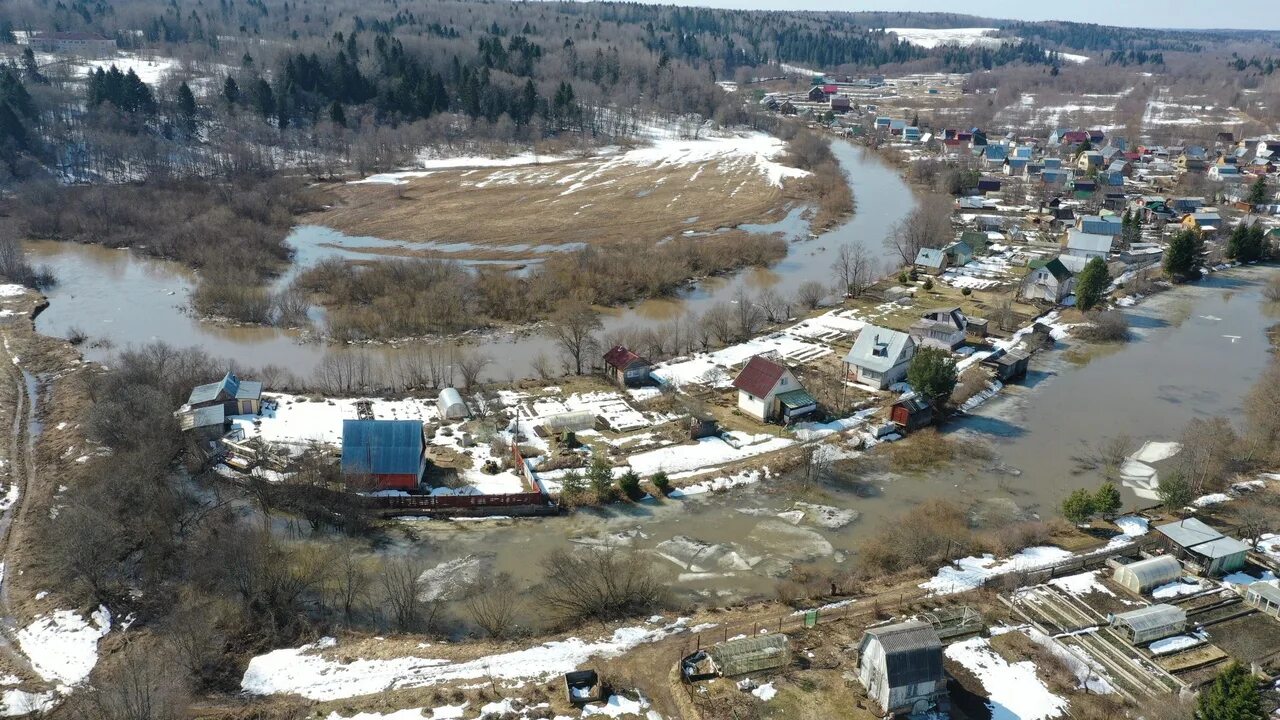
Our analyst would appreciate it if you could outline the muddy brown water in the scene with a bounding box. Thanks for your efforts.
[21,143,1280,607]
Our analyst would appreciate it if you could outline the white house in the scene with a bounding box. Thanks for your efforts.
[844,326,915,389]
[731,355,812,423]
[857,620,949,716]
[909,307,968,351]
[1064,229,1114,260]
[1020,257,1075,303]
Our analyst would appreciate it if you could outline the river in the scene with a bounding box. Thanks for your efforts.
[26,141,913,381]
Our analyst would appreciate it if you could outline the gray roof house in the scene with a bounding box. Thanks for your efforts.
[1020,257,1075,303]
[1155,518,1250,577]
[857,620,949,716]
[844,326,916,390]
[1064,229,1114,260]
[913,247,948,275]
[186,372,263,417]
[909,307,969,351]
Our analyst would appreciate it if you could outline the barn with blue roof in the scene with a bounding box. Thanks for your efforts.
[341,419,426,491]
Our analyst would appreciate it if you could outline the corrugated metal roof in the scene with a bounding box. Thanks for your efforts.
[1190,536,1250,559]
[846,326,913,374]
[860,621,943,689]
[1156,518,1222,548]
[342,419,423,476]
[776,389,816,409]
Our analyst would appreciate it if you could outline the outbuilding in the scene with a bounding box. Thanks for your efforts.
[890,392,934,434]
[1154,518,1250,577]
[1110,604,1186,644]
[436,388,469,420]
[1244,582,1280,619]
[1113,556,1183,594]
[187,371,263,417]
[341,419,426,491]
[857,620,949,717]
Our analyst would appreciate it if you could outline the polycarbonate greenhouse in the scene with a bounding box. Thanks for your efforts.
[1113,556,1183,594]
[707,633,790,677]
[543,411,597,433]
[1110,604,1186,644]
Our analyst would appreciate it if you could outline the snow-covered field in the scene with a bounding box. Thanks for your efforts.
[945,636,1068,720]
[887,28,1002,49]
[629,434,794,475]
[242,618,698,701]
[232,395,441,448]
[651,330,832,389]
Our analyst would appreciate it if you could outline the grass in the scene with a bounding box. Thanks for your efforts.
[885,428,958,472]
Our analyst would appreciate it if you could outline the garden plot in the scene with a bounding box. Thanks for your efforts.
[651,333,831,388]
[921,546,1073,595]
[784,309,866,342]
[231,394,440,449]
[945,636,1068,720]
[514,389,672,433]
[628,434,794,475]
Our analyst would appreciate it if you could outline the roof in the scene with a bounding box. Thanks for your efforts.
[180,404,225,429]
[602,345,646,370]
[893,392,932,413]
[732,355,788,399]
[1247,581,1280,605]
[1156,518,1223,548]
[41,31,112,41]
[341,419,424,476]
[1112,604,1186,633]
[1190,536,1250,559]
[846,326,912,373]
[860,620,943,688]
[1067,230,1114,253]
[776,389,816,409]
[914,247,946,268]
[188,372,261,405]
[982,347,1029,367]
[1040,257,1073,282]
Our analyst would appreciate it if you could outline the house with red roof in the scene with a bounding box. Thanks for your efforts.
[731,355,816,424]
[602,345,652,388]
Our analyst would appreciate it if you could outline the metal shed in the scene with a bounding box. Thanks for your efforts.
[1154,518,1249,576]
[707,633,790,677]
[1114,556,1183,594]
[1189,537,1250,577]
[436,388,469,420]
[857,620,949,716]
[1110,604,1186,644]
[1244,582,1280,619]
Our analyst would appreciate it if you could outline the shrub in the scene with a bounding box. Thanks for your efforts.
[618,470,644,501]
[960,287,972,296]
[922,278,934,291]
[650,470,671,495]
[1071,311,1130,342]
[898,271,909,283]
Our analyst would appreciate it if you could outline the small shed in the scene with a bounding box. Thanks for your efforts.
[857,620,949,716]
[1154,518,1250,577]
[890,393,933,434]
[981,348,1030,382]
[437,388,469,420]
[602,345,652,388]
[1110,604,1186,644]
[1244,582,1280,619]
[1113,556,1183,594]
[707,633,790,677]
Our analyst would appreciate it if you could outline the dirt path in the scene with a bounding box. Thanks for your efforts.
[0,323,38,676]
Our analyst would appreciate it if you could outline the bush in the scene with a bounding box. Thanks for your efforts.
[537,546,668,626]
[650,471,671,495]
[1071,311,1129,342]
[922,278,934,291]
[960,287,972,296]
[618,470,643,501]
[898,271,909,283]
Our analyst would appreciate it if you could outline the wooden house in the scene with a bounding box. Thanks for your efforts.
[844,326,915,390]
[857,620,949,717]
[731,355,814,424]
[602,345,652,387]
[1154,518,1250,577]
[890,393,933,433]
[186,372,263,417]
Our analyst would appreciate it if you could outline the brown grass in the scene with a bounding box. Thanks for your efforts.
[314,154,798,260]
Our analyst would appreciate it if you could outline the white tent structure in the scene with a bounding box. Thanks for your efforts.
[436,388,468,420]
[1114,556,1183,594]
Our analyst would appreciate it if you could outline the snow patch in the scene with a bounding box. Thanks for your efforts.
[945,637,1067,720]
[16,606,112,686]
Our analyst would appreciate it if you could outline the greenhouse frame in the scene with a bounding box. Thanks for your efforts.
[1113,556,1183,594]
[1110,604,1186,644]
[707,633,791,677]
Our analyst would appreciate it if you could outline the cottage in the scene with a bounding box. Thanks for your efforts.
[902,125,921,142]
[977,177,1002,194]
[1077,150,1103,170]
[1110,604,1186,644]
[1113,555,1183,594]
[1182,211,1222,233]
[857,620,949,717]
[830,96,852,113]
[1020,257,1075,303]
[943,241,974,267]
[602,345,652,387]
[909,307,968,351]
[731,355,812,423]
[890,392,934,433]
[845,326,915,389]
[807,85,828,102]
[1065,229,1114,260]
[1208,164,1241,181]
[186,372,263,417]
[1154,518,1250,577]
[341,419,426,491]
[980,347,1030,382]
[913,247,948,275]
[436,388,469,420]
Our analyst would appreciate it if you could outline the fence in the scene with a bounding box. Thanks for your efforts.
[367,492,549,510]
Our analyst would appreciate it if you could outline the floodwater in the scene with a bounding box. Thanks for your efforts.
[383,267,1280,608]
[26,141,912,380]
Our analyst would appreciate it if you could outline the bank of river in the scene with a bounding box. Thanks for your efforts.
[26,141,912,381]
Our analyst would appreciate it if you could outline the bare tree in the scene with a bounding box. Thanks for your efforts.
[65,643,190,720]
[733,286,763,339]
[884,196,952,266]
[455,347,491,390]
[1178,417,1239,495]
[796,281,827,310]
[547,300,603,375]
[536,545,668,627]
[378,556,436,632]
[756,287,790,324]
[701,302,736,345]
[833,242,875,298]
[1235,505,1279,551]
[463,572,522,639]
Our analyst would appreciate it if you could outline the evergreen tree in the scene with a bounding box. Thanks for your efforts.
[1157,471,1192,510]
[176,82,198,134]
[1197,662,1264,720]
[223,76,240,105]
[1074,257,1109,311]
[253,78,274,119]
[329,100,346,127]
[906,347,958,407]
[1248,175,1268,206]
[559,470,586,506]
[1226,223,1249,260]
[618,469,643,500]
[650,470,671,495]
[1164,229,1199,280]
[586,457,615,502]
[1093,481,1122,519]
[1061,488,1096,524]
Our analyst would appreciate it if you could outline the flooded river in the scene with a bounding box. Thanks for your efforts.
[27,141,913,380]
[21,142,1280,608]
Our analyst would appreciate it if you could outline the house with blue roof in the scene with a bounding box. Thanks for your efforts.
[913,247,948,275]
[186,372,262,417]
[341,419,426,491]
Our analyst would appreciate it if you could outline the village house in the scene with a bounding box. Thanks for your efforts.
[602,345,652,388]
[731,355,815,424]
[185,372,263,417]
[913,247,948,275]
[909,307,969,350]
[1077,150,1103,171]
[844,326,915,390]
[1182,211,1222,233]
[341,419,426,491]
[18,31,117,55]
[1020,257,1075,303]
[1077,214,1123,237]
[857,620,949,717]
[1064,229,1114,260]
[1154,518,1250,577]
[943,241,974,267]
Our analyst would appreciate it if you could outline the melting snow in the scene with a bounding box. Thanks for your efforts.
[16,606,112,686]
[945,637,1067,720]
[921,547,1072,595]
